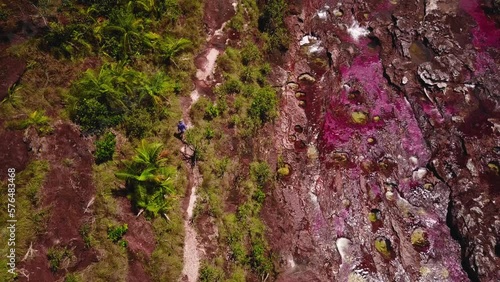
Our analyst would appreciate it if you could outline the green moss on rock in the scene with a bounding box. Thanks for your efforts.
[374,237,391,258]
[351,111,368,124]
[368,211,379,223]
[277,165,290,177]
[411,228,429,248]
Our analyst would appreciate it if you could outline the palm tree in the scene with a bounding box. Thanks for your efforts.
[97,6,145,58]
[116,140,177,218]
[143,34,192,64]
[134,0,180,20]
[158,37,192,64]
[131,140,165,167]
[138,71,178,110]
[74,63,146,112]
[74,64,127,112]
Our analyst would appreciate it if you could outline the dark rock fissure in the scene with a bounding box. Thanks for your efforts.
[446,197,481,282]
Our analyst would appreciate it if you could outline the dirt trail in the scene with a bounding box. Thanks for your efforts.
[180,1,236,281]
[179,45,222,282]
[178,48,219,282]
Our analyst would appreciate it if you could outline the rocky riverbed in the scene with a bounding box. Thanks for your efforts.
[263,0,499,281]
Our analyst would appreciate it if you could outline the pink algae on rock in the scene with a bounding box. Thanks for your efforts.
[460,0,500,49]
[322,51,430,162]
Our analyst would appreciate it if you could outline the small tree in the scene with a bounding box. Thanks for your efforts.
[185,127,209,165]
[250,161,271,188]
[248,87,278,125]
[258,0,289,52]
[95,132,116,164]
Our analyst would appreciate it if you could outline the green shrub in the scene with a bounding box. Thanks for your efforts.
[227,266,246,282]
[260,63,272,75]
[199,264,224,282]
[217,77,243,96]
[239,67,259,83]
[115,141,177,218]
[70,63,173,133]
[248,87,278,125]
[215,94,228,115]
[95,132,116,164]
[190,96,210,122]
[249,237,273,275]
[185,127,209,163]
[258,0,289,51]
[47,246,73,272]
[123,108,153,139]
[73,98,121,134]
[230,241,247,264]
[205,102,219,120]
[236,202,254,220]
[252,189,266,204]
[107,223,128,246]
[64,273,80,282]
[204,126,215,140]
[79,223,93,248]
[217,47,241,73]
[213,158,230,177]
[228,11,245,32]
[250,161,271,187]
[42,22,93,59]
[241,43,261,65]
[16,110,53,135]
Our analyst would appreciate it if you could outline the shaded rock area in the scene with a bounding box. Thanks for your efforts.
[0,129,29,180]
[0,0,45,100]
[264,0,499,281]
[0,56,26,101]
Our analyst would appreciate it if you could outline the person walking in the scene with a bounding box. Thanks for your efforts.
[177,120,187,139]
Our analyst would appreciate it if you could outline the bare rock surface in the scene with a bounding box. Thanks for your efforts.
[264,0,499,281]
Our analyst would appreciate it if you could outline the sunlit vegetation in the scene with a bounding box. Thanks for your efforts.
[0,0,202,280]
[94,132,116,164]
[68,63,179,134]
[8,110,53,135]
[0,0,288,279]
[191,0,282,279]
[107,223,128,247]
[116,140,177,218]
[0,161,50,281]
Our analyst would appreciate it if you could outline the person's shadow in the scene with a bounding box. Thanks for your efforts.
[174,132,187,143]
